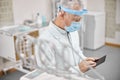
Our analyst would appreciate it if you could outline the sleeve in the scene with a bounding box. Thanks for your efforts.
[69,65,85,76]
[36,35,56,70]
[78,49,87,60]
[69,50,87,76]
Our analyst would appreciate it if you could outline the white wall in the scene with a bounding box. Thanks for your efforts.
[87,0,105,12]
[0,57,4,70]
[86,0,120,45]
[106,32,120,44]
[12,0,53,24]
[116,0,120,24]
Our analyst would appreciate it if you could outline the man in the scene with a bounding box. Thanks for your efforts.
[38,0,96,74]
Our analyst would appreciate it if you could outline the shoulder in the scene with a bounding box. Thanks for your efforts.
[39,28,52,39]
[38,26,57,43]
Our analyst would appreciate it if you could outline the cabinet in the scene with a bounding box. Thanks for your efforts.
[84,12,105,50]
[0,25,39,62]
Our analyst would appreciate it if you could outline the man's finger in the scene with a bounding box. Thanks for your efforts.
[85,61,96,67]
[86,57,96,61]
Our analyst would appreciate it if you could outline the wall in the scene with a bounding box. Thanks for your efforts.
[116,0,120,24]
[0,0,14,70]
[0,0,53,25]
[87,0,105,12]
[12,0,53,24]
[0,57,3,70]
[105,0,120,44]
[0,0,14,27]
[87,0,120,44]
[0,0,53,70]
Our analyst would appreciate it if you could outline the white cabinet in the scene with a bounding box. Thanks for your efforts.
[84,12,105,50]
[0,26,39,62]
[0,34,16,61]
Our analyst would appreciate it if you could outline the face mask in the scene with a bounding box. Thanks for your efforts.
[65,22,81,32]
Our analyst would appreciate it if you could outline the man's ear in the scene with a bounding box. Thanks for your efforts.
[59,11,65,17]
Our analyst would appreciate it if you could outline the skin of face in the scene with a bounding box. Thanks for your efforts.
[63,3,82,27]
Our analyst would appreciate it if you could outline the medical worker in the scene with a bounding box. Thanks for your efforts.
[38,0,97,74]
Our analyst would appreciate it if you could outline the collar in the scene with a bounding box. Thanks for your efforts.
[48,21,68,39]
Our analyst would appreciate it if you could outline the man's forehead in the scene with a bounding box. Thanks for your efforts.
[72,3,81,10]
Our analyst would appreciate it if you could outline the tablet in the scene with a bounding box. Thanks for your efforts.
[95,55,106,66]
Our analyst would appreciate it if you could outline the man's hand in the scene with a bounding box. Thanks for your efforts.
[79,57,97,73]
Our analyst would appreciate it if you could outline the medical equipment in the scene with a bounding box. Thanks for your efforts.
[15,34,37,71]
[0,25,39,73]
[0,25,36,61]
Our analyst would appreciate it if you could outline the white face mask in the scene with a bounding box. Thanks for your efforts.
[65,22,81,32]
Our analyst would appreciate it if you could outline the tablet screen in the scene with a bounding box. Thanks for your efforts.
[95,55,106,66]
